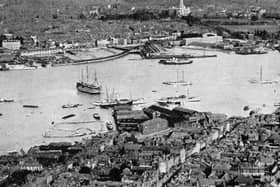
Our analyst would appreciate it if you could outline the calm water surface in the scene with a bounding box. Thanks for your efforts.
[0,47,280,154]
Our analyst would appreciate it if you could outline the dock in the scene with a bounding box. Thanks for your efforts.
[144,54,217,59]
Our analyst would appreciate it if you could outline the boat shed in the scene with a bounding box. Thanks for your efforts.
[173,107,198,118]
[143,105,183,126]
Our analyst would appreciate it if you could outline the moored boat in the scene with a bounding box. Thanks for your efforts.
[93,99,133,108]
[92,88,133,108]
[0,64,37,71]
[187,97,201,102]
[159,57,193,65]
[43,132,87,138]
[62,104,82,108]
[76,82,101,94]
[162,70,192,86]
[249,65,278,85]
[0,98,14,103]
[76,67,101,95]
[23,105,39,108]
[157,100,181,106]
[62,114,76,120]
[93,113,101,120]
[106,121,114,130]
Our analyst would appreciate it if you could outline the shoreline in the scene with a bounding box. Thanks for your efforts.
[0,104,274,156]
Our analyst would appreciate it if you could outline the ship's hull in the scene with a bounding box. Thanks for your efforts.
[76,82,101,95]
[159,59,193,65]
[94,100,133,108]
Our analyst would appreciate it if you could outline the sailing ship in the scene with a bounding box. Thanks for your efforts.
[162,70,192,86]
[249,65,278,85]
[92,88,133,108]
[76,66,102,94]
[159,57,193,65]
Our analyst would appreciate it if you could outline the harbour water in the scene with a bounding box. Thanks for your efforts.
[0,47,280,154]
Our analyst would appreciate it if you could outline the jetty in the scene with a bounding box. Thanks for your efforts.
[144,54,217,59]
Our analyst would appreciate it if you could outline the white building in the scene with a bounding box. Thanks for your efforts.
[184,33,223,45]
[21,48,64,57]
[2,40,21,50]
[96,39,110,47]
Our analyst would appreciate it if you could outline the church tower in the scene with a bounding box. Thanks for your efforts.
[178,0,191,17]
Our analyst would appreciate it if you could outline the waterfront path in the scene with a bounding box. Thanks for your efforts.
[53,46,141,66]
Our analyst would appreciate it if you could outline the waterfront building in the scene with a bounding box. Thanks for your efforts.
[2,40,21,50]
[143,105,182,126]
[0,53,14,63]
[19,160,43,172]
[109,37,119,45]
[114,110,149,132]
[149,35,177,41]
[95,39,110,47]
[117,38,127,46]
[20,48,64,57]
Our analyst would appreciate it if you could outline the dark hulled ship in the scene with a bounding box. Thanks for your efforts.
[76,67,101,95]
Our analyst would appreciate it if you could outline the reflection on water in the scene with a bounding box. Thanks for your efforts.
[0,47,280,154]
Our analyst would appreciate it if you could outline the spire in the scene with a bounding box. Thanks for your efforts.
[178,0,191,17]
[179,0,185,10]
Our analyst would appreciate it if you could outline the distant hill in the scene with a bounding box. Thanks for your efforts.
[0,0,279,38]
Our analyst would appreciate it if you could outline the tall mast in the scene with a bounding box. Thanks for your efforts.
[112,88,115,101]
[182,70,185,81]
[86,66,89,83]
[176,69,179,82]
[106,87,109,102]
[81,69,84,83]
[94,70,98,83]
[260,65,263,81]
[129,90,132,100]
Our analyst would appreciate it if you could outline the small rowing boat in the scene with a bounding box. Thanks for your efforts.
[23,105,39,108]
[62,114,76,120]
